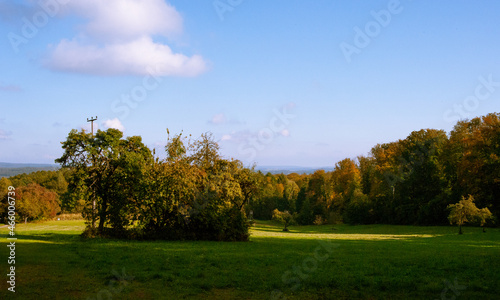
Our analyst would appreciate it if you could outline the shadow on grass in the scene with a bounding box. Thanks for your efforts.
[14,232,80,242]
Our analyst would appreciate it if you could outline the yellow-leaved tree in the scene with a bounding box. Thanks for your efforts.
[447,195,492,234]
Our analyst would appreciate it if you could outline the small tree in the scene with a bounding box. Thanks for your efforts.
[447,195,481,234]
[272,209,294,232]
[476,207,493,232]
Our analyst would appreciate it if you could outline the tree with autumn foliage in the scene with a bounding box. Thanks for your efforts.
[447,195,490,234]
[16,183,60,223]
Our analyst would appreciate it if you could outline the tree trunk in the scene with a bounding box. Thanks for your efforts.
[98,213,105,233]
[92,196,96,229]
[98,198,107,233]
[482,226,486,233]
[459,225,462,234]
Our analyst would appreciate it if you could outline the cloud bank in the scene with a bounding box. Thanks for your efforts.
[45,0,207,77]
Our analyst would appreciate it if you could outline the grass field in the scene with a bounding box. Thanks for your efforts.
[1,220,499,299]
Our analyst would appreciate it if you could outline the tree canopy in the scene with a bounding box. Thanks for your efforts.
[55,129,252,241]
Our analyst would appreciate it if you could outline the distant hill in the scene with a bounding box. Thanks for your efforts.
[0,162,59,178]
[0,162,334,177]
[255,165,335,175]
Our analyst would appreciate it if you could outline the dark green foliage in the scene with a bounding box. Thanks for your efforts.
[187,207,249,241]
[9,169,68,197]
[296,198,314,225]
[343,190,373,225]
[56,128,153,232]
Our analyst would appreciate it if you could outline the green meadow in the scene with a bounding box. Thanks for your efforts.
[1,220,499,299]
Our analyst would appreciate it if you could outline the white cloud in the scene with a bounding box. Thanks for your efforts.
[102,118,125,131]
[208,113,243,125]
[209,113,227,125]
[46,36,207,76]
[0,129,12,140]
[46,0,207,77]
[280,129,290,137]
[220,134,232,141]
[63,0,183,42]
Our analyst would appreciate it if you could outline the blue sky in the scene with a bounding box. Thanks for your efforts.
[1,0,499,167]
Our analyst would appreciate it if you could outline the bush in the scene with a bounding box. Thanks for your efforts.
[52,213,83,221]
[314,215,326,225]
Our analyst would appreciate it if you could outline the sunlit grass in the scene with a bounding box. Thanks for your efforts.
[251,222,441,240]
[8,220,86,234]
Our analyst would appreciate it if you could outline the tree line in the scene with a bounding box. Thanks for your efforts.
[252,113,499,228]
[1,113,498,238]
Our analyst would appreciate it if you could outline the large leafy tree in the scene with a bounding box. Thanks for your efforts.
[187,133,249,240]
[139,132,201,236]
[367,141,404,223]
[307,170,330,219]
[138,131,251,241]
[56,128,152,233]
[363,130,450,225]
[395,129,450,225]
[329,158,367,224]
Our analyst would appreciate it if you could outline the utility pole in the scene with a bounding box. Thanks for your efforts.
[87,116,97,229]
[87,116,97,136]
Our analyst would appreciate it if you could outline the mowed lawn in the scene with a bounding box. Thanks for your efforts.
[1,220,499,299]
